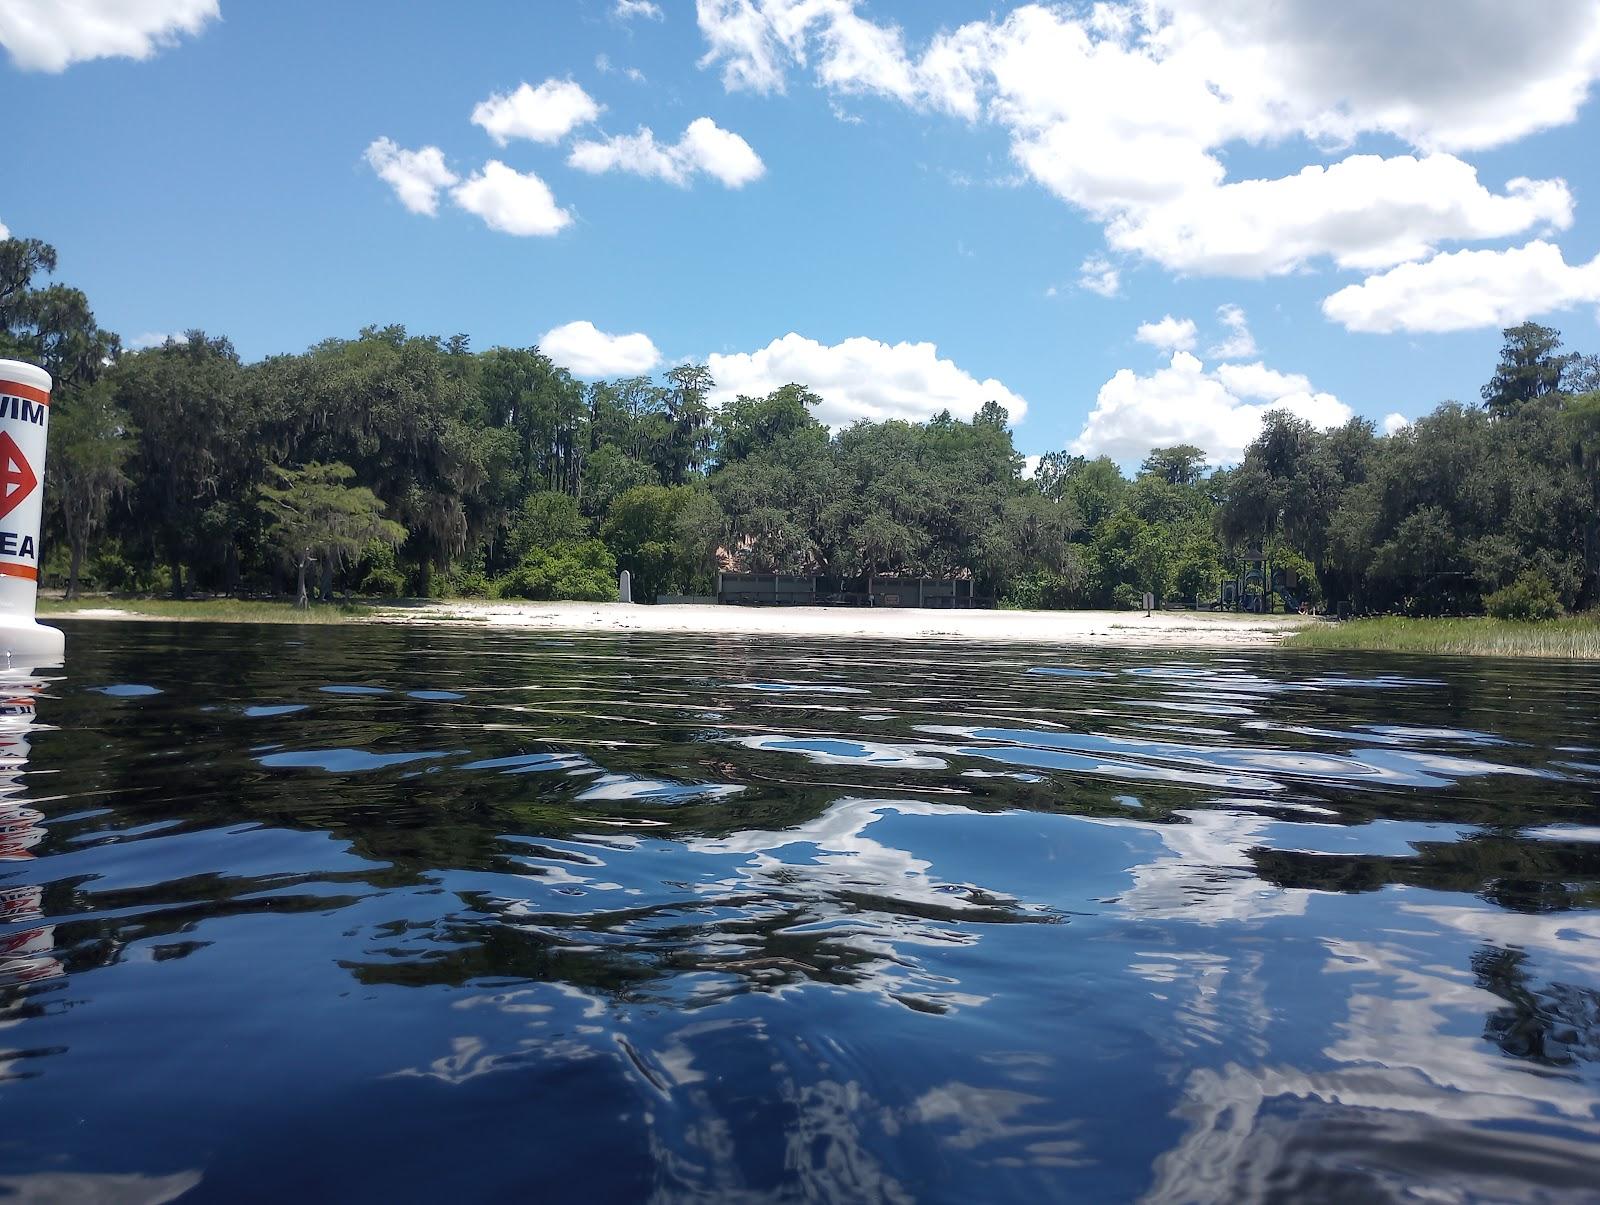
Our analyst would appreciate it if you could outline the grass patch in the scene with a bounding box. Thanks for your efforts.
[38,596,373,624]
[1286,615,1600,659]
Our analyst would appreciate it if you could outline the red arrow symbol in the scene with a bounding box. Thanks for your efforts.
[0,433,38,521]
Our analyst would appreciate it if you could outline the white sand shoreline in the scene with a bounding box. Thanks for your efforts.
[47,600,1313,647]
[368,600,1312,648]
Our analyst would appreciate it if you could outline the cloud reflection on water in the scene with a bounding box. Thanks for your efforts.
[7,627,1599,1200]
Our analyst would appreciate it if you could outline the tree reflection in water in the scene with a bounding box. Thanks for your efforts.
[1,622,1596,1200]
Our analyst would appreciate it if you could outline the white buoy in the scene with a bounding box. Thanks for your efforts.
[0,361,64,661]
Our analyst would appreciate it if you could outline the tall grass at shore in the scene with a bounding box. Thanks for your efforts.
[38,597,370,624]
[1287,616,1600,659]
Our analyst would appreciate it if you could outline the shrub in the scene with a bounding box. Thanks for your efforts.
[444,567,490,598]
[1000,571,1050,611]
[1114,583,1148,610]
[492,540,618,601]
[1001,564,1089,610]
[352,539,406,596]
[360,568,405,596]
[90,546,162,594]
[1172,556,1219,608]
[1485,572,1564,622]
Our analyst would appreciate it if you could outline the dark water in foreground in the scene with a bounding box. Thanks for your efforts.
[0,621,1597,1202]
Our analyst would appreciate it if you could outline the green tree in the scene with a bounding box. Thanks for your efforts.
[258,462,405,607]
[991,491,1081,596]
[1171,528,1224,607]
[710,388,835,573]
[1140,444,1209,486]
[826,420,935,575]
[590,376,666,464]
[673,489,727,594]
[0,239,56,335]
[47,380,134,598]
[580,443,658,520]
[480,346,587,495]
[113,332,253,594]
[1564,391,1600,605]
[714,384,824,465]
[291,326,496,594]
[658,363,715,485]
[1369,505,1462,614]
[0,237,120,388]
[1040,454,1126,532]
[601,484,702,600]
[1481,323,1574,419]
[505,491,591,560]
[1092,512,1173,606]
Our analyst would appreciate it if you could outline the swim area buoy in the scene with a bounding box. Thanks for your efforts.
[0,360,64,662]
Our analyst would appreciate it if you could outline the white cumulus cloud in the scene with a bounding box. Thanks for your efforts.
[569,117,764,188]
[1165,0,1600,154]
[1136,316,1198,353]
[451,162,571,237]
[707,333,1027,428]
[700,1,1600,150]
[1073,351,1350,466]
[1321,240,1600,334]
[1105,154,1572,277]
[0,217,8,240]
[695,0,808,94]
[539,321,661,377]
[470,79,602,146]
[0,0,218,72]
[694,2,1600,278]
[1383,413,1412,435]
[366,142,573,236]
[1211,362,1311,400]
[364,138,458,216]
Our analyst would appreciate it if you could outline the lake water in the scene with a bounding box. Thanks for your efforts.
[1,621,1598,1202]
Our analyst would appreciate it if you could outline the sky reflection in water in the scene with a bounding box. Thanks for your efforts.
[0,622,1596,1202]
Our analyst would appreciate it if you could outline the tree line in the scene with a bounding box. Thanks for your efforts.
[3,235,1597,616]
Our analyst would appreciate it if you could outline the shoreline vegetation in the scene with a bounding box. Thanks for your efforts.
[1282,615,1600,659]
[5,236,1598,628]
[39,597,372,624]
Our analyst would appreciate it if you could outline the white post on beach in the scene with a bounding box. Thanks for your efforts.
[0,360,64,661]
[618,569,632,604]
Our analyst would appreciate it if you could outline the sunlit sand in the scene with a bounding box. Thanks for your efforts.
[380,600,1311,647]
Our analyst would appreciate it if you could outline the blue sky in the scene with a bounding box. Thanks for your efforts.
[4,0,1600,465]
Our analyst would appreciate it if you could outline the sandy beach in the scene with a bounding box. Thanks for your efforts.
[366,600,1312,647]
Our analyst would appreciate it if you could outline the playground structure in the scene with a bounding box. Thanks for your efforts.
[1219,550,1309,615]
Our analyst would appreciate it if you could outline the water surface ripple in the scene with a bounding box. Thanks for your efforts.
[1,621,1597,1202]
